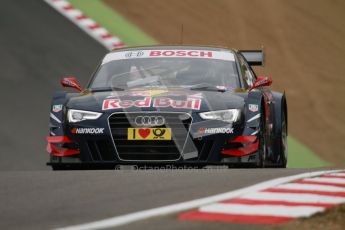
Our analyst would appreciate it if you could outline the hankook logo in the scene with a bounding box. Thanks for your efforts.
[71,128,105,134]
[135,116,165,127]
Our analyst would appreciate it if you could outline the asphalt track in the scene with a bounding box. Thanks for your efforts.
[0,0,106,171]
[1,168,320,230]
[0,1,339,229]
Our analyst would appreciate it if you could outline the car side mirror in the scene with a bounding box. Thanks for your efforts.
[249,76,272,91]
[61,77,82,92]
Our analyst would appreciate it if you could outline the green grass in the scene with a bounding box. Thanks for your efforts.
[68,0,329,168]
[69,0,157,46]
[287,136,328,168]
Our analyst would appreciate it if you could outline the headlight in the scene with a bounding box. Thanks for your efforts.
[199,109,240,123]
[67,109,102,123]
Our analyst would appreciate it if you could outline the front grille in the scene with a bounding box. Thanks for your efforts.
[109,112,192,161]
[196,139,214,161]
[87,140,116,161]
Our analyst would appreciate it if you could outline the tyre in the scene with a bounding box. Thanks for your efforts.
[277,108,288,168]
[256,108,267,168]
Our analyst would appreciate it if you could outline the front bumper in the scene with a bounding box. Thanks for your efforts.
[47,112,260,166]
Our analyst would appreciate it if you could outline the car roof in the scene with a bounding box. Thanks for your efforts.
[110,45,237,53]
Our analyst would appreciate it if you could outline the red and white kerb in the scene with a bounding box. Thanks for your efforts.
[44,0,125,50]
[179,171,345,224]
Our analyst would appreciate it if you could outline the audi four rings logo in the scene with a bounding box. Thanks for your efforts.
[135,116,165,126]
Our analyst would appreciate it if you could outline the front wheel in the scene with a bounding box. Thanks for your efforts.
[256,110,267,168]
[277,109,288,168]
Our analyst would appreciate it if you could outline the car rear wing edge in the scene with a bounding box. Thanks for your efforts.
[239,49,265,66]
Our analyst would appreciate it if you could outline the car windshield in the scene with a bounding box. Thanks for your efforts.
[89,50,240,91]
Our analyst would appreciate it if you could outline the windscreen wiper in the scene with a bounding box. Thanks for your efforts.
[189,84,227,92]
[91,87,124,92]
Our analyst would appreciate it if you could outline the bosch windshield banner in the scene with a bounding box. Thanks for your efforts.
[102,50,235,65]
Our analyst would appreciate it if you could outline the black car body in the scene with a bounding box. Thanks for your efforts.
[47,46,288,170]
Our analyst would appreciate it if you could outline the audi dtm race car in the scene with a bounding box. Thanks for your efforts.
[47,46,288,170]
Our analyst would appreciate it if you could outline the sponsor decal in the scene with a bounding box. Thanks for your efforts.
[128,128,171,140]
[125,51,144,58]
[103,97,151,110]
[153,97,201,110]
[52,104,63,113]
[198,127,234,134]
[149,50,213,58]
[71,128,104,134]
[101,50,235,65]
[102,97,201,110]
[135,116,165,126]
[249,104,259,112]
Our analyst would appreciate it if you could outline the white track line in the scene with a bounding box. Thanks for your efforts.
[302,177,345,184]
[54,170,342,230]
[44,0,124,50]
[199,203,324,218]
[274,183,345,192]
[241,191,345,204]
[328,173,345,177]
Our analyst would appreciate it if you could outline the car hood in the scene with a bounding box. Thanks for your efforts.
[67,89,245,113]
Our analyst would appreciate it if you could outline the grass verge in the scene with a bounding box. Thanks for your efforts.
[271,204,345,230]
[69,0,157,46]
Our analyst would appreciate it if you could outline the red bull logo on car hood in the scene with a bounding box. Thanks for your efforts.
[102,97,201,110]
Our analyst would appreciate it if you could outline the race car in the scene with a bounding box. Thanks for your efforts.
[47,45,288,170]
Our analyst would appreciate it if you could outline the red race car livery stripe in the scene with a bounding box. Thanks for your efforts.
[46,136,80,156]
[221,142,259,157]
